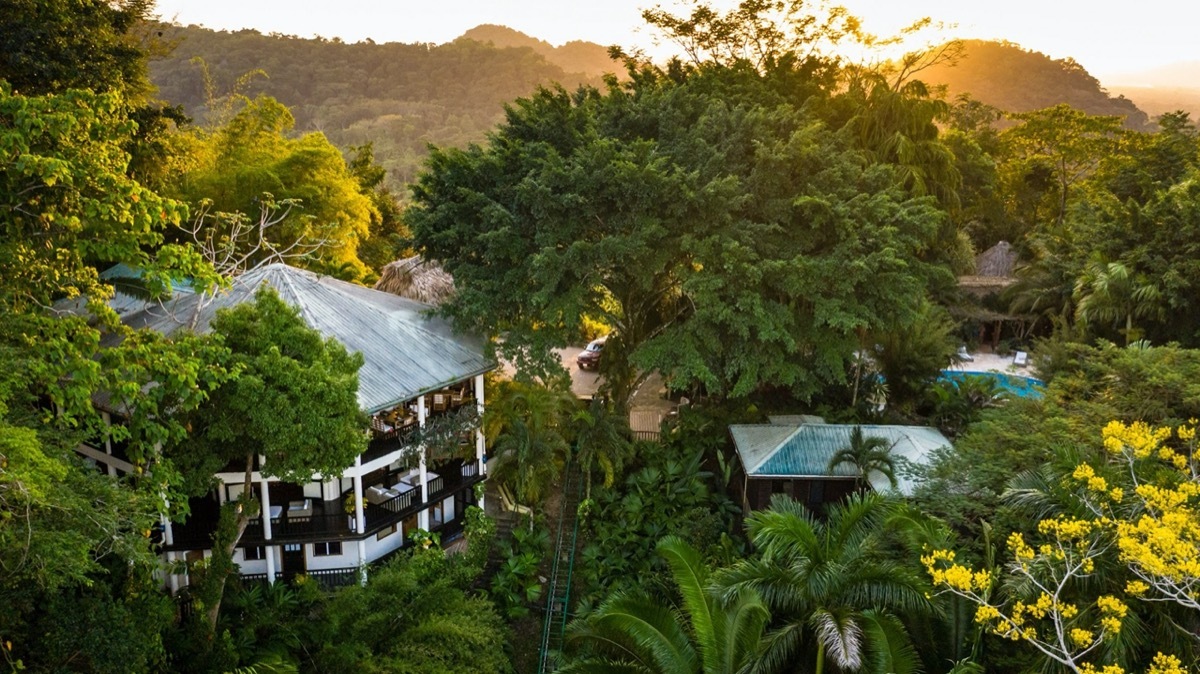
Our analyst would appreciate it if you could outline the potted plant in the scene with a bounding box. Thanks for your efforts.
[344,494,362,532]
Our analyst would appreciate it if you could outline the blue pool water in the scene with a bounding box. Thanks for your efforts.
[938,370,1044,399]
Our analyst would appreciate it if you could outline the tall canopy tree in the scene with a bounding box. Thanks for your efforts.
[0,80,228,669]
[999,104,1127,227]
[170,95,378,280]
[0,0,156,98]
[172,287,365,636]
[409,64,951,409]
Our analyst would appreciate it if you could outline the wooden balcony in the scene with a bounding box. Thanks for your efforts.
[161,459,485,551]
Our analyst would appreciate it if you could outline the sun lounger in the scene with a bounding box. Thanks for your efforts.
[287,499,313,518]
[365,485,399,505]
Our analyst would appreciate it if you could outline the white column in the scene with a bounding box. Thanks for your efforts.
[474,374,486,475]
[259,480,273,541]
[353,456,365,534]
[265,546,277,583]
[258,480,274,584]
[417,395,430,530]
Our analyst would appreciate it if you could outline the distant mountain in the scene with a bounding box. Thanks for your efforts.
[148,24,608,192]
[1106,61,1200,88]
[916,40,1152,129]
[1105,61,1200,123]
[1107,86,1200,124]
[458,24,616,77]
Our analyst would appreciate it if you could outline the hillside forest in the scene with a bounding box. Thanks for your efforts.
[4,1,1200,673]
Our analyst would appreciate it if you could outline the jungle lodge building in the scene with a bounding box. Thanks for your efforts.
[75,264,495,590]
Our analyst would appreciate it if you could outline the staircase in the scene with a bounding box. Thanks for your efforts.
[537,463,583,673]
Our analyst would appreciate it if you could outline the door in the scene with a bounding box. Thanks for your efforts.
[280,543,305,583]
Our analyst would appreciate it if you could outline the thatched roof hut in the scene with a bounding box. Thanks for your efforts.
[974,241,1017,277]
[374,255,455,305]
[958,241,1019,296]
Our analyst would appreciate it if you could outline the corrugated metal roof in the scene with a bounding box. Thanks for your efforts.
[113,264,495,413]
[730,423,952,496]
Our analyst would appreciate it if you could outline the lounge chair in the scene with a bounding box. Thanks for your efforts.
[365,485,399,505]
[1013,350,1029,367]
[498,483,532,517]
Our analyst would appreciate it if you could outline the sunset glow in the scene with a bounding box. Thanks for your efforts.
[154,0,1198,82]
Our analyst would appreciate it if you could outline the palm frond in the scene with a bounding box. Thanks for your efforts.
[860,608,923,674]
[809,607,863,671]
[568,593,698,674]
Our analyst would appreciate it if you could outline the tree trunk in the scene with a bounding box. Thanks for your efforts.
[202,453,258,635]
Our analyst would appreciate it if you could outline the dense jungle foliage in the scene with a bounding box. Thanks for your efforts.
[4,0,1200,672]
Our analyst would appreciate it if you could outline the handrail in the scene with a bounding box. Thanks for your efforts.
[537,462,582,673]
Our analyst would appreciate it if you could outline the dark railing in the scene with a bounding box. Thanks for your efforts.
[364,489,416,529]
[167,460,487,551]
[305,567,360,590]
[426,475,445,498]
[271,511,355,539]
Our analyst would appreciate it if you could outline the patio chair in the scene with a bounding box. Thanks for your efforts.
[1013,350,1029,367]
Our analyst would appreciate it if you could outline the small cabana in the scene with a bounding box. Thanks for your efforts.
[728,417,952,513]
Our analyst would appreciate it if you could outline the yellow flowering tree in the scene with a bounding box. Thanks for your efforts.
[1093,421,1200,612]
[923,420,1200,673]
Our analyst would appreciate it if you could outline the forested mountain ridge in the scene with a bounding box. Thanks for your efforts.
[148,28,1157,195]
[458,24,616,77]
[916,39,1152,128]
[148,23,611,190]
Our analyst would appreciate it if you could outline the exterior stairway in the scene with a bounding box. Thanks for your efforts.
[537,463,583,673]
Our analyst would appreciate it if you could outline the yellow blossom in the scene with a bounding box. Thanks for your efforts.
[1148,652,1186,674]
[1125,580,1149,596]
[1070,628,1094,646]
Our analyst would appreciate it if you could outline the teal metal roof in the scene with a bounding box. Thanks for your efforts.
[730,423,952,495]
[112,264,495,413]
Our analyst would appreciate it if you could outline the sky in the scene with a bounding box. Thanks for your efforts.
[152,0,1198,82]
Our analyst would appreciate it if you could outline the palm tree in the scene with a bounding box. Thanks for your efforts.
[483,380,576,507]
[827,426,898,490]
[1073,260,1163,345]
[718,493,932,674]
[572,398,634,499]
[562,537,769,674]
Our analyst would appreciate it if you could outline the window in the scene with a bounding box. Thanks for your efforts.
[313,541,342,557]
[242,546,266,561]
[377,523,398,541]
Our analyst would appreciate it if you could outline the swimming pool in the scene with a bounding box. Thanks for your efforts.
[938,370,1044,399]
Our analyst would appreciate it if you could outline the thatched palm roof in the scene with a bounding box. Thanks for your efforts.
[958,241,1019,295]
[374,255,455,305]
[974,241,1017,278]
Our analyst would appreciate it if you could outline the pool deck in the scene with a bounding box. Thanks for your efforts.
[946,349,1035,376]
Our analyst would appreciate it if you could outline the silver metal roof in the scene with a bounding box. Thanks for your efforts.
[115,264,495,413]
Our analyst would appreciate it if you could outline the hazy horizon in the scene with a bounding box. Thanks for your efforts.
[153,0,1200,86]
